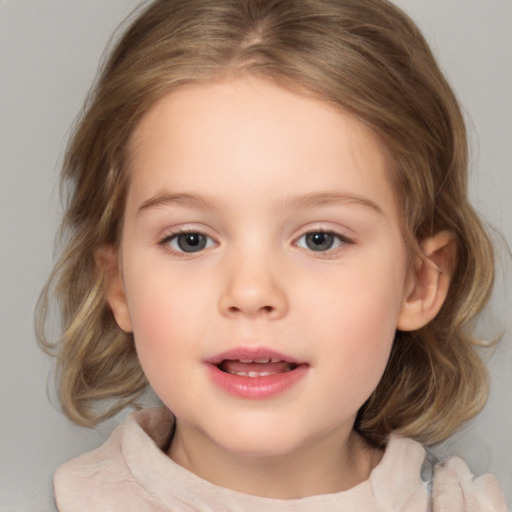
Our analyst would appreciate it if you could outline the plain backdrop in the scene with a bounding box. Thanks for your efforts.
[1,1,511,510]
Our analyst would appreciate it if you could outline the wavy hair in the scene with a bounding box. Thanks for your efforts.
[37,0,494,447]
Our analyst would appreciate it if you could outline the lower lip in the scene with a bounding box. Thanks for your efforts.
[205,364,309,400]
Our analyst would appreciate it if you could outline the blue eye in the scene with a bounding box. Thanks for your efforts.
[296,231,347,252]
[165,232,215,253]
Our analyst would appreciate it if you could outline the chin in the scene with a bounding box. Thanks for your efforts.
[207,418,319,459]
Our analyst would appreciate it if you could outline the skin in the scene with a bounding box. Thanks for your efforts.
[102,76,453,498]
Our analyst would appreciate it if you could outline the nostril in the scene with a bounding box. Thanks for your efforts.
[227,305,274,314]
[219,283,287,318]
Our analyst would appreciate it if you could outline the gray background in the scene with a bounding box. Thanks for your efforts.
[1,1,511,510]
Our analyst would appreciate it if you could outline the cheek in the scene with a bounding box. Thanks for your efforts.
[310,247,406,383]
[123,253,196,336]
[322,296,396,378]
[128,288,196,409]
[122,263,213,382]
[121,265,182,367]
[313,296,398,416]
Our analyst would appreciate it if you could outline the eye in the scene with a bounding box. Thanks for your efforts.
[162,231,215,253]
[295,231,349,252]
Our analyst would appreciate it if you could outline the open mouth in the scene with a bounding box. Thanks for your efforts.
[217,358,298,377]
[205,348,308,399]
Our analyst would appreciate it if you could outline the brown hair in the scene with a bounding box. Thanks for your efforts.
[37,0,494,447]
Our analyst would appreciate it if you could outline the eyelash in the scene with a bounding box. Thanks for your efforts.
[294,230,352,254]
[159,229,217,256]
[158,229,353,256]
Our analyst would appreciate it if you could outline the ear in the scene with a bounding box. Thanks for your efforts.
[397,230,456,331]
[94,245,133,333]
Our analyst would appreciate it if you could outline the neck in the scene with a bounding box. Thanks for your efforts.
[168,421,382,499]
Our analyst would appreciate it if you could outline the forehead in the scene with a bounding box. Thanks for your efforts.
[126,77,398,220]
[130,77,382,158]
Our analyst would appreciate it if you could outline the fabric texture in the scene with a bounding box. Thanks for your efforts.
[54,407,508,512]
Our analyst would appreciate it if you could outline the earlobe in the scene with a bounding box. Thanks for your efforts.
[397,230,456,331]
[94,245,133,333]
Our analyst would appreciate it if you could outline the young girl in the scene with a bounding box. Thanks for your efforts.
[37,0,508,510]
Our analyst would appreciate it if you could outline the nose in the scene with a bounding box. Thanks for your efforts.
[218,252,288,320]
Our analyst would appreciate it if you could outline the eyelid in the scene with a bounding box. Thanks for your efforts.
[158,227,218,256]
[156,224,353,257]
[293,227,354,255]
[293,223,354,242]
[294,230,351,246]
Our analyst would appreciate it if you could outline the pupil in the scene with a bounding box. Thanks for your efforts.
[306,232,334,251]
[178,233,206,252]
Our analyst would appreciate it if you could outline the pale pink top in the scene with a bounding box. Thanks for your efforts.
[54,407,508,511]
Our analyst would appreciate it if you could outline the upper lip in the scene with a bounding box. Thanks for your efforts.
[205,347,303,366]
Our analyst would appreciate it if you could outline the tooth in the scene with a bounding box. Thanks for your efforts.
[254,358,270,363]
[248,372,260,378]
[239,359,253,363]
[270,358,281,363]
[259,372,272,377]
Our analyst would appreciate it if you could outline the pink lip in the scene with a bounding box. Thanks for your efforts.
[205,347,301,366]
[204,347,309,400]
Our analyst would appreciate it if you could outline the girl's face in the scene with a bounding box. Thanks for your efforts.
[112,77,411,461]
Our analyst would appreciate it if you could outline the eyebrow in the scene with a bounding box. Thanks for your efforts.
[283,192,384,215]
[137,191,384,215]
[138,192,215,214]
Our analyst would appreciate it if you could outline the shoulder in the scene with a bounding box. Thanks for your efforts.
[371,435,508,512]
[432,455,509,512]
[54,407,174,512]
